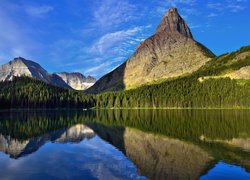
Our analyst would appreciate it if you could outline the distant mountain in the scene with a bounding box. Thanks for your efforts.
[56,72,96,90]
[87,8,214,94]
[0,57,96,90]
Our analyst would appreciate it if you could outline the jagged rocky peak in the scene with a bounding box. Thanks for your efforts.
[56,72,96,90]
[0,57,95,90]
[0,57,50,82]
[87,7,214,94]
[86,75,96,83]
[156,7,193,38]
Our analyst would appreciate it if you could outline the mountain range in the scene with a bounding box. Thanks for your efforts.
[0,7,249,101]
[0,57,96,90]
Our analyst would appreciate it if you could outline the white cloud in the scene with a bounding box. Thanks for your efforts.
[207,13,218,17]
[84,63,108,75]
[93,0,136,28]
[81,25,151,77]
[91,26,145,55]
[207,2,224,11]
[167,0,196,6]
[227,4,246,12]
[189,24,201,29]
[25,5,54,17]
[207,0,247,13]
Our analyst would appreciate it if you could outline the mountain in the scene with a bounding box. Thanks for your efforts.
[0,57,50,82]
[87,8,215,94]
[94,45,250,108]
[0,57,96,90]
[56,72,96,90]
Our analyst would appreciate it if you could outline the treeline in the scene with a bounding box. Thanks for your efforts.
[0,74,249,109]
[0,46,249,109]
[96,77,250,108]
[0,77,95,109]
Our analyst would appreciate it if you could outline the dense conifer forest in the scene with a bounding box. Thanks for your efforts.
[0,46,249,109]
[0,77,95,109]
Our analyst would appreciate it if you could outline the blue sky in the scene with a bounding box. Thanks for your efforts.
[0,0,249,79]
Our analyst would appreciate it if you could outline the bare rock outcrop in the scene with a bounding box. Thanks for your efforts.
[0,57,95,90]
[56,72,96,90]
[87,8,214,93]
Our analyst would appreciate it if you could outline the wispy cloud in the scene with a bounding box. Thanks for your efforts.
[227,4,246,12]
[167,0,197,6]
[207,2,224,11]
[91,26,146,55]
[207,0,248,13]
[93,0,136,29]
[25,5,54,18]
[189,24,201,29]
[84,62,110,75]
[81,25,150,77]
[207,13,218,17]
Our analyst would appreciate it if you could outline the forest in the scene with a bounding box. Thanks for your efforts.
[0,46,249,109]
[0,77,95,109]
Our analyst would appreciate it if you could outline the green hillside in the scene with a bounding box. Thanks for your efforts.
[0,76,95,109]
[95,46,250,109]
[0,46,249,109]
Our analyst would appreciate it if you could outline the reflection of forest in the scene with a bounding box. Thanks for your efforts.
[0,109,250,179]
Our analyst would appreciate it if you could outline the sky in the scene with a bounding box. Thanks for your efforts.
[0,0,249,79]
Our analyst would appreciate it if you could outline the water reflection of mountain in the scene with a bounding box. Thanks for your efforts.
[88,123,250,180]
[0,110,250,179]
[88,123,213,180]
[0,124,95,159]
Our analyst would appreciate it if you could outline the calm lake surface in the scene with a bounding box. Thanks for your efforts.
[0,109,250,180]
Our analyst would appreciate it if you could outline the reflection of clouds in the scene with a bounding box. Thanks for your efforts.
[0,136,146,180]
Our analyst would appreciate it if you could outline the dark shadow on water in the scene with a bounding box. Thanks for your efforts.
[87,123,126,153]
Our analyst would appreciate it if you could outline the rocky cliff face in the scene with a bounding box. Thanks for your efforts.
[0,57,95,90]
[87,8,214,93]
[0,57,51,82]
[56,72,96,90]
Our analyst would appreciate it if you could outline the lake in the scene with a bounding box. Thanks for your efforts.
[0,109,250,180]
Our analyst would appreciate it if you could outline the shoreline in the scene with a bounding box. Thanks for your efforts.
[0,107,250,111]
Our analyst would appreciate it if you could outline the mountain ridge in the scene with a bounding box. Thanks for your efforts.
[0,57,96,90]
